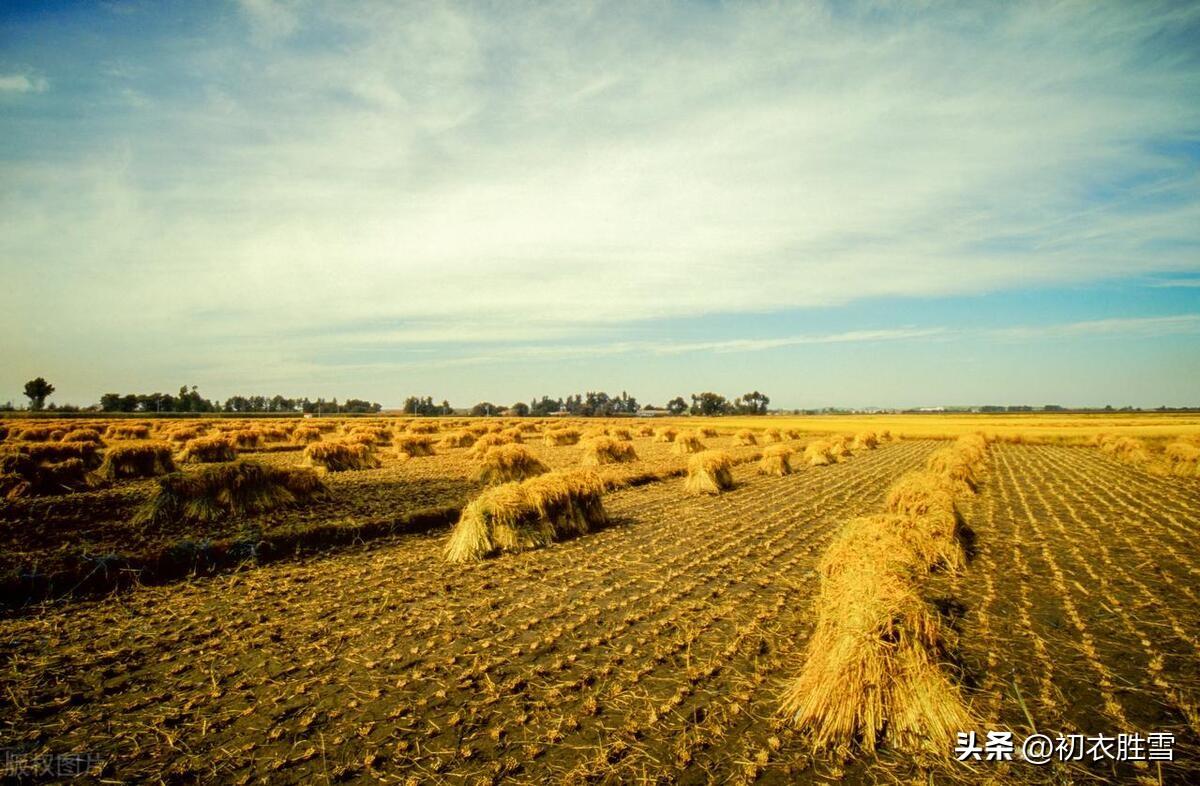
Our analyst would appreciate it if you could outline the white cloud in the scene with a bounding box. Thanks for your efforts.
[989,314,1200,340]
[0,73,47,93]
[1,1,1199,396]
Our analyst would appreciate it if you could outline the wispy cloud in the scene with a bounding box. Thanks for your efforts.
[0,1,1198,403]
[989,314,1200,341]
[0,73,47,93]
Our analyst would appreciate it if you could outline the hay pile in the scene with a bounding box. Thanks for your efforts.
[178,435,238,463]
[348,426,391,445]
[1162,441,1200,477]
[407,421,441,434]
[97,442,176,480]
[163,426,204,444]
[395,435,435,459]
[804,440,837,467]
[303,441,381,471]
[440,430,477,448]
[699,427,719,438]
[758,445,794,476]
[290,426,322,444]
[925,434,986,494]
[229,430,262,449]
[469,433,517,458]
[134,460,328,525]
[581,436,638,466]
[500,427,525,443]
[544,428,581,446]
[829,435,853,460]
[637,425,656,437]
[684,450,734,495]
[735,429,757,446]
[763,428,784,443]
[8,441,101,468]
[445,471,606,562]
[853,431,879,450]
[61,428,105,445]
[15,426,58,442]
[0,451,101,499]
[609,427,632,441]
[781,515,972,753]
[672,430,706,455]
[783,434,988,752]
[105,423,151,440]
[1094,433,1153,467]
[475,444,549,484]
[653,427,678,443]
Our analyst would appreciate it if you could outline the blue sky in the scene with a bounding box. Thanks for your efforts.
[1,1,1198,409]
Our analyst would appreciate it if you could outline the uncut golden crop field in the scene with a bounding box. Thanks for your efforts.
[1,414,1198,784]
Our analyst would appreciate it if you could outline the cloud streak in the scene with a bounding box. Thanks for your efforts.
[0,1,1198,404]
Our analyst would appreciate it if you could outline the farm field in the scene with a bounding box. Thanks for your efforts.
[0,420,791,604]
[0,415,1198,783]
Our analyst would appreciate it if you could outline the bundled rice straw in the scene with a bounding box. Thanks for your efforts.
[395,435,435,458]
[290,426,322,444]
[469,432,517,458]
[852,431,879,450]
[544,428,581,446]
[781,515,973,753]
[60,428,105,445]
[653,427,678,443]
[105,423,151,440]
[178,435,238,463]
[684,450,734,495]
[445,471,606,562]
[440,430,477,448]
[135,460,327,525]
[475,443,549,484]
[804,440,837,467]
[758,444,794,476]
[97,442,176,480]
[581,436,638,466]
[303,441,381,471]
[672,430,706,455]
[735,429,757,446]
[0,449,103,499]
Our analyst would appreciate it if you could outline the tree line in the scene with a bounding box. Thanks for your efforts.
[465,390,770,417]
[15,377,771,417]
[95,387,382,414]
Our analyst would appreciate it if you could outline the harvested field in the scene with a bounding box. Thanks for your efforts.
[943,443,1200,784]
[1,417,1198,784]
[0,438,940,783]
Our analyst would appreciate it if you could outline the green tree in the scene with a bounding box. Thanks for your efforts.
[666,396,688,415]
[510,402,530,417]
[23,377,55,410]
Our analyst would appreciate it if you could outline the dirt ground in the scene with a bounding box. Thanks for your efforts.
[1,440,937,784]
[0,432,770,595]
[1,440,1198,784]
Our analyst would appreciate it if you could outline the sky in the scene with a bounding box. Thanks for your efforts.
[1,0,1198,410]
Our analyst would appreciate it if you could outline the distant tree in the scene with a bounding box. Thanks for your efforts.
[471,402,501,417]
[666,396,688,415]
[100,393,122,412]
[735,391,769,415]
[23,377,55,411]
[529,396,562,416]
[510,402,530,417]
[690,392,731,416]
[403,395,451,416]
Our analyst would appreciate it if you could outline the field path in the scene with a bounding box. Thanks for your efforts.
[0,441,938,784]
